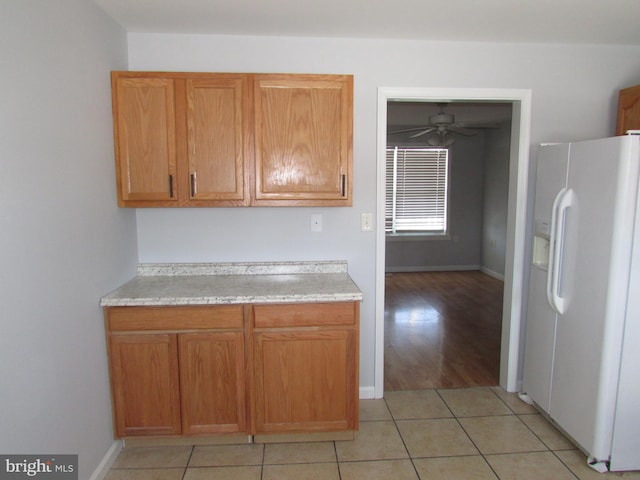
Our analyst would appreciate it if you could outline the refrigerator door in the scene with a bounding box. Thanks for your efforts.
[549,136,640,462]
[609,136,640,471]
[522,143,569,412]
[610,172,640,470]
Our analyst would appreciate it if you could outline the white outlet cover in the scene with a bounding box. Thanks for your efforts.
[311,213,322,232]
[361,213,373,232]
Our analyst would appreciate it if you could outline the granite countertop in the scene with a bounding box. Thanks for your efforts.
[100,261,363,307]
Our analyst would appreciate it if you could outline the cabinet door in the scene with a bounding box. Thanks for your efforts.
[253,329,358,434]
[179,332,247,435]
[112,75,177,206]
[185,76,250,205]
[109,334,181,437]
[253,74,353,206]
[616,84,640,135]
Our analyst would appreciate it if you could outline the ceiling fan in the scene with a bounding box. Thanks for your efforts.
[388,103,499,146]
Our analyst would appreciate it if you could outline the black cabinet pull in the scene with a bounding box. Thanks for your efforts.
[169,175,174,198]
[190,173,196,198]
[341,174,346,197]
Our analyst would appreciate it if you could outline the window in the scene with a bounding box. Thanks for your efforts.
[385,146,449,235]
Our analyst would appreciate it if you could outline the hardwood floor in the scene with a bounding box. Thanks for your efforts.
[384,270,504,391]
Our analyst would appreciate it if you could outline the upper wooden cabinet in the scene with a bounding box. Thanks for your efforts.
[111,71,353,207]
[616,84,640,135]
[184,77,250,204]
[113,76,177,205]
[112,72,251,207]
[253,74,353,206]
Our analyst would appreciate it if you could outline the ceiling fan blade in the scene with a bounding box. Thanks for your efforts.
[388,126,431,135]
[448,126,479,136]
[409,127,437,138]
[455,123,501,129]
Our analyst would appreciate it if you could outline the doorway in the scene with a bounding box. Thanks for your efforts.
[374,87,532,398]
[384,100,511,391]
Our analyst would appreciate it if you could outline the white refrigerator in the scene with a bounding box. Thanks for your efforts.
[522,134,640,472]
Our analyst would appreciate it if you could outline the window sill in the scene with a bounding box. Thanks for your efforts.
[386,233,451,242]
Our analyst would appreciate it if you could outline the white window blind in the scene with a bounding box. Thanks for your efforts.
[385,146,449,234]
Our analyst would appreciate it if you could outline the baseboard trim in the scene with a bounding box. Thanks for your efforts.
[385,265,480,273]
[359,386,376,399]
[89,440,122,480]
[480,266,505,281]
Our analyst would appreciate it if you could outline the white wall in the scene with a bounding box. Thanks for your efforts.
[0,1,134,478]
[128,33,640,392]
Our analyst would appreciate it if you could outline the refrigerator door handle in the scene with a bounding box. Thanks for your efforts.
[547,187,573,314]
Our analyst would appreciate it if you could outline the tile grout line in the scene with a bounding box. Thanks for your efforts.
[107,388,589,479]
[453,388,554,480]
[495,387,583,479]
[549,451,582,480]
[259,443,264,480]
[333,441,343,480]
[383,395,423,480]
[435,388,503,480]
[180,445,194,480]
[469,388,581,480]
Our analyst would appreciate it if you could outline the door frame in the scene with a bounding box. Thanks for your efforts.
[375,87,532,398]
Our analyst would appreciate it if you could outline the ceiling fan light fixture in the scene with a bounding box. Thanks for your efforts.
[429,112,455,125]
[427,132,455,147]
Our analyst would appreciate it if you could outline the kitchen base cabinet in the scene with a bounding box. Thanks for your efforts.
[251,302,359,435]
[105,301,359,440]
[105,306,247,438]
[109,334,181,437]
[253,330,357,433]
[179,332,247,435]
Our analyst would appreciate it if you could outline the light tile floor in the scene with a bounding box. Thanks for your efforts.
[105,387,640,480]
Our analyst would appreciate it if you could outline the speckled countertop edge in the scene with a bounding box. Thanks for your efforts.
[100,261,362,307]
[137,260,348,276]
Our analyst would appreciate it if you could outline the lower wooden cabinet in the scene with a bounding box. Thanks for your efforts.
[179,332,247,435]
[105,306,247,438]
[109,333,182,437]
[105,301,359,439]
[253,330,357,433]
[252,302,359,434]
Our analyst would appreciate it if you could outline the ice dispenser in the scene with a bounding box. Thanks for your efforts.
[532,218,551,269]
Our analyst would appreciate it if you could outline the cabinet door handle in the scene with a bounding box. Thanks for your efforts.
[341,174,346,197]
[169,174,174,198]
[190,173,197,198]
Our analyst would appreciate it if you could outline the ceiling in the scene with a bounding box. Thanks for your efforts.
[92,0,640,45]
[387,102,513,133]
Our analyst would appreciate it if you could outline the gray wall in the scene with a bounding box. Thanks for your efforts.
[482,122,512,279]
[385,121,512,276]
[385,134,486,271]
[0,2,135,478]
